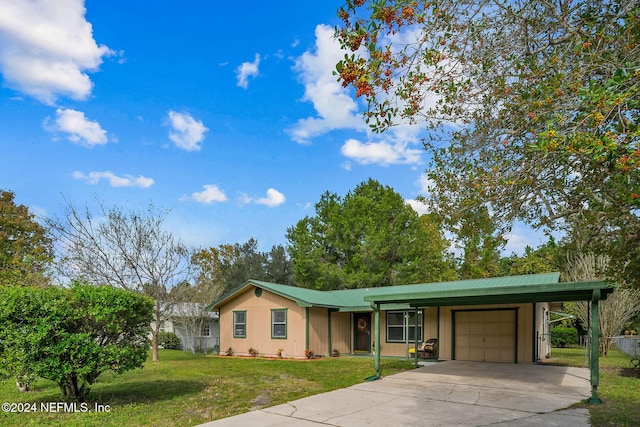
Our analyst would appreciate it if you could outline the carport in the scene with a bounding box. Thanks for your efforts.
[363,275,613,403]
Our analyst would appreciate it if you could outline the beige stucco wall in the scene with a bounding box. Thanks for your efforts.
[331,311,352,355]
[218,287,360,358]
[374,304,544,362]
[376,307,441,357]
[218,286,308,357]
[218,286,547,362]
[308,307,328,356]
[536,302,550,361]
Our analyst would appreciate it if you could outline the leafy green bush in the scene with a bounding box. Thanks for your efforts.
[0,282,153,401]
[158,331,181,349]
[551,326,579,348]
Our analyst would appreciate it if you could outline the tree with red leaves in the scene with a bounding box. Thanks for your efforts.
[335,0,640,286]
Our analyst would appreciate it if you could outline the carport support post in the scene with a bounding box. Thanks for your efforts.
[374,303,381,379]
[365,304,382,381]
[588,289,603,404]
[414,308,419,368]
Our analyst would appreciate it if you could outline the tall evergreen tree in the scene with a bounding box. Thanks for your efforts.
[287,179,456,289]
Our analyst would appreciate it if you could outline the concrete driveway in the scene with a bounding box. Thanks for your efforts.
[199,360,592,426]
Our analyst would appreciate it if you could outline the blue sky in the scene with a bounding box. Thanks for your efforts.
[0,0,545,255]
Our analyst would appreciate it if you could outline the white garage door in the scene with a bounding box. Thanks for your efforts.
[454,310,516,363]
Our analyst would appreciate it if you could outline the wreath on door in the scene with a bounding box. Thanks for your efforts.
[357,318,367,331]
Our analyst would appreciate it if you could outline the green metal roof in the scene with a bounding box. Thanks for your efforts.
[362,273,613,307]
[207,280,374,312]
[207,273,613,312]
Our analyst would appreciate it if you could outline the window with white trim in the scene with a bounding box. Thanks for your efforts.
[202,324,211,337]
[386,310,423,343]
[233,311,246,338]
[271,309,287,339]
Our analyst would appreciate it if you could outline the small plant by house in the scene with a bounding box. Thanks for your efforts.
[304,349,315,359]
[276,348,285,358]
[225,347,234,356]
[158,331,180,349]
[331,349,340,357]
[248,347,259,357]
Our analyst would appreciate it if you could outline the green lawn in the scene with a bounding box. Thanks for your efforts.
[0,351,415,427]
[545,346,640,427]
[5,347,637,426]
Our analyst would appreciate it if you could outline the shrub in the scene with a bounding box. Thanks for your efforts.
[225,347,234,356]
[248,347,259,357]
[551,326,579,348]
[0,283,152,401]
[331,349,340,357]
[158,331,180,349]
[304,349,315,359]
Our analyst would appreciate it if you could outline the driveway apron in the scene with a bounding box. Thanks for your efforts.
[198,360,591,426]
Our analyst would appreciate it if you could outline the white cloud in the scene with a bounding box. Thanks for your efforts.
[340,138,422,166]
[191,185,227,204]
[236,53,260,89]
[288,24,367,143]
[405,174,435,216]
[237,193,254,205]
[0,0,113,104]
[72,171,154,188]
[405,199,430,215]
[47,108,108,146]
[503,229,531,255]
[415,173,435,196]
[167,110,208,151]
[503,224,559,256]
[255,188,286,207]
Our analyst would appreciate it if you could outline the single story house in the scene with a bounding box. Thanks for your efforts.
[156,303,220,353]
[208,272,612,403]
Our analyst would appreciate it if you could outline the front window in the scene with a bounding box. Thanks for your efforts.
[386,310,423,343]
[233,311,246,338]
[202,324,211,337]
[271,309,287,339]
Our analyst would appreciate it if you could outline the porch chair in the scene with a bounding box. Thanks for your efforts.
[409,338,438,359]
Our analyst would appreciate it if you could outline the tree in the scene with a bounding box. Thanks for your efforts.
[191,238,295,300]
[224,238,269,286]
[48,200,190,362]
[453,205,505,280]
[335,0,640,286]
[0,190,52,287]
[415,213,457,282]
[192,243,242,302]
[564,252,640,356]
[286,179,456,289]
[266,244,296,285]
[499,237,564,277]
[0,283,152,401]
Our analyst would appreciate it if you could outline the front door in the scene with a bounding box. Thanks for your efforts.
[354,313,371,352]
